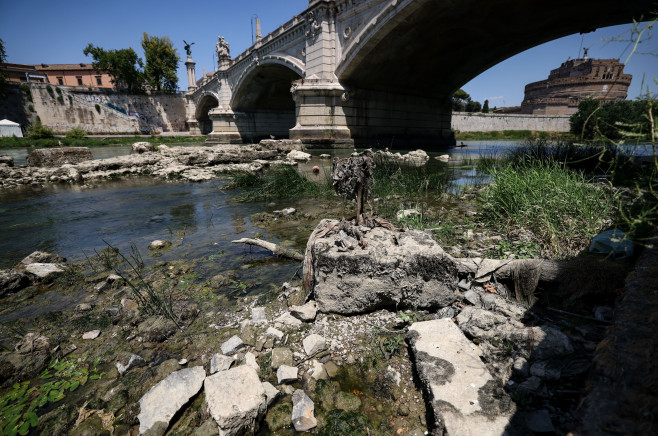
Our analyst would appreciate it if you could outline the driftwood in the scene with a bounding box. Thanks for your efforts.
[231,238,304,261]
[454,258,564,283]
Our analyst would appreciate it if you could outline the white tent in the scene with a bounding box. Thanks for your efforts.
[0,119,23,137]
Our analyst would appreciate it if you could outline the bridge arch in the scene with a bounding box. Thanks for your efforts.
[195,92,220,135]
[230,55,304,111]
[337,0,650,97]
[227,56,304,141]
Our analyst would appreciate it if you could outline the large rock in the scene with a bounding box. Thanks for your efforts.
[24,263,65,282]
[138,366,206,434]
[309,220,459,314]
[408,319,515,435]
[132,142,155,154]
[210,353,235,374]
[26,147,93,167]
[291,389,317,431]
[17,251,66,269]
[0,270,29,296]
[204,365,268,436]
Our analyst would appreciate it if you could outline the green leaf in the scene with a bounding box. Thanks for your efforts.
[18,421,30,435]
[25,412,37,427]
[39,371,53,379]
[89,375,100,380]
[48,390,64,402]
[69,380,79,391]
[37,394,48,407]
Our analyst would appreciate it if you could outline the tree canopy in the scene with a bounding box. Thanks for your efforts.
[451,89,484,113]
[83,44,144,92]
[141,33,179,92]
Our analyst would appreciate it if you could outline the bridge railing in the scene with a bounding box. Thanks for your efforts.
[231,14,306,67]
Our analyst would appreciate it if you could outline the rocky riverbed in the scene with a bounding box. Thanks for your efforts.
[0,140,311,189]
[0,213,631,435]
[0,141,651,435]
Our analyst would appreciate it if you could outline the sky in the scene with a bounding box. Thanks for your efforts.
[1,0,656,107]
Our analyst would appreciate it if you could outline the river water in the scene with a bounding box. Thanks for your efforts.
[1,140,652,280]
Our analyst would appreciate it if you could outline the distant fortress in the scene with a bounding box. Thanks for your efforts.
[519,53,631,116]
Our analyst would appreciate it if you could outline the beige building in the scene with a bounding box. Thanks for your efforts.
[521,57,632,115]
[1,62,115,88]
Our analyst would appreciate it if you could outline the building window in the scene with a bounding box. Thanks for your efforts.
[95,76,102,86]
[76,76,83,86]
[57,77,64,85]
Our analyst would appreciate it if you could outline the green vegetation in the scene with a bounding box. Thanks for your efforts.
[98,243,180,329]
[0,356,101,435]
[0,135,201,149]
[83,44,144,92]
[142,33,180,92]
[0,37,6,94]
[25,119,54,139]
[19,83,32,102]
[45,85,54,98]
[570,98,657,140]
[94,103,101,114]
[454,130,562,140]
[451,88,482,112]
[482,99,489,113]
[56,96,64,105]
[225,165,333,201]
[480,160,615,257]
[64,128,87,139]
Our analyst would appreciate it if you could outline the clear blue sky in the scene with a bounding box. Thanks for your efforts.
[1,0,656,107]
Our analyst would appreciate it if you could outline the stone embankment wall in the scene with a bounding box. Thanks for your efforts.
[451,111,570,132]
[26,83,187,134]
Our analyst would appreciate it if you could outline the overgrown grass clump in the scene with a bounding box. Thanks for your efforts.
[480,160,615,258]
[225,166,333,202]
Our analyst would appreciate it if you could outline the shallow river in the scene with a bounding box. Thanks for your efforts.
[1,140,651,282]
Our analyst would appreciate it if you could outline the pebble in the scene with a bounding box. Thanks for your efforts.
[82,330,101,340]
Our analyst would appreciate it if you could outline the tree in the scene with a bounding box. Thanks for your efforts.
[465,100,482,113]
[83,44,144,92]
[482,99,489,113]
[141,33,180,92]
[451,89,471,112]
[0,38,7,94]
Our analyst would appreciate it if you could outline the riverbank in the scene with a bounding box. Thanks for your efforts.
[0,135,203,150]
[454,130,572,140]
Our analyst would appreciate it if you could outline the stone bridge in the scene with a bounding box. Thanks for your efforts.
[185,0,651,147]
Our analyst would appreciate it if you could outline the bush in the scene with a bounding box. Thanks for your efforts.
[55,87,62,95]
[46,84,54,97]
[65,128,87,139]
[480,160,615,258]
[68,95,72,105]
[20,83,33,102]
[57,96,64,104]
[26,119,55,139]
[28,104,34,112]
[570,98,656,140]
[95,103,101,114]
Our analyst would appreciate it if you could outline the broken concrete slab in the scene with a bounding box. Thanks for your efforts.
[138,366,206,434]
[408,319,514,435]
[308,221,459,314]
[204,365,267,435]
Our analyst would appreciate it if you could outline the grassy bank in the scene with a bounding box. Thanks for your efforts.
[0,135,204,149]
[455,130,571,140]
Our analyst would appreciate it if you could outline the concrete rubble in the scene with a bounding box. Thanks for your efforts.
[204,365,268,436]
[408,319,514,435]
[137,366,206,434]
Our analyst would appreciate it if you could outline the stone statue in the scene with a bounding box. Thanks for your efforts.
[216,36,230,57]
[183,40,195,57]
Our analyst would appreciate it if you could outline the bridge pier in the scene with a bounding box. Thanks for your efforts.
[289,79,455,148]
[207,108,298,144]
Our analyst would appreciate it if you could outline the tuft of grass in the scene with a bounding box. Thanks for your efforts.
[65,128,87,139]
[225,166,333,202]
[480,160,616,258]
